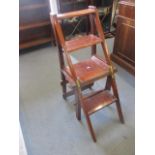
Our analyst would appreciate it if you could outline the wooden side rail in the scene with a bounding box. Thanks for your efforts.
[56,7,96,20]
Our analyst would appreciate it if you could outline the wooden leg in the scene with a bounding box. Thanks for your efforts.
[60,74,67,100]
[73,83,94,121]
[111,78,125,124]
[75,85,96,142]
[85,114,97,142]
[105,75,112,90]
[91,45,96,55]
[75,88,81,121]
[62,82,94,100]
[115,100,124,124]
[61,80,67,100]
[86,82,94,89]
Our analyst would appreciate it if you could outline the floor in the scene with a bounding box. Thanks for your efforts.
[19,39,135,155]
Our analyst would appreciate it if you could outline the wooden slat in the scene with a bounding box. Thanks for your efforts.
[65,34,102,52]
[20,21,50,31]
[56,8,96,19]
[83,90,117,115]
[64,56,111,86]
[19,38,51,49]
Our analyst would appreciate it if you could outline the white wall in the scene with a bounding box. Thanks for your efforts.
[49,0,58,14]
[19,123,28,155]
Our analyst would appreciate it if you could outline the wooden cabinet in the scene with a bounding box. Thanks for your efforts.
[111,0,135,75]
[19,0,55,50]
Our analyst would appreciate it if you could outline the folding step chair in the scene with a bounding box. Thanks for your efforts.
[50,6,124,142]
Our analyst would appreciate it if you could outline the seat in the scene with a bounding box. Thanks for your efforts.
[50,6,124,142]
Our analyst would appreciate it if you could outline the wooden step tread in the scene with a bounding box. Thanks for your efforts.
[63,56,111,87]
[83,90,117,115]
[65,34,102,52]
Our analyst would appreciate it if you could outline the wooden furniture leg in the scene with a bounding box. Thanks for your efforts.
[61,75,67,99]
[85,113,96,142]
[75,88,81,121]
[105,75,112,90]
[111,78,124,123]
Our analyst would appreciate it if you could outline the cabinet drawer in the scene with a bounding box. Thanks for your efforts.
[119,1,135,19]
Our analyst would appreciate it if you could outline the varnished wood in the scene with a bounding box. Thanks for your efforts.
[19,0,55,50]
[105,75,112,90]
[119,0,135,19]
[111,0,135,75]
[85,113,96,142]
[111,54,135,75]
[20,21,50,31]
[111,78,124,123]
[83,90,117,115]
[64,56,117,87]
[56,8,96,19]
[50,7,124,142]
[19,38,51,49]
[62,83,94,99]
[75,88,81,120]
[65,34,102,52]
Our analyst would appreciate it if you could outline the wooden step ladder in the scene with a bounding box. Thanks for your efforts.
[50,6,124,142]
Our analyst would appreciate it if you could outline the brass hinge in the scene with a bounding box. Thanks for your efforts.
[109,66,114,79]
[76,79,81,89]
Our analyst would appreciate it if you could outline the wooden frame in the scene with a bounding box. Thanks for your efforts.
[50,6,124,142]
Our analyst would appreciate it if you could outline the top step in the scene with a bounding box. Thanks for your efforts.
[65,34,102,52]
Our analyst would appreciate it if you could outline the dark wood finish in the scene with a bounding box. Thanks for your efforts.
[20,21,50,31]
[19,38,51,49]
[64,56,117,87]
[19,0,55,50]
[65,35,102,52]
[50,7,124,142]
[111,0,135,75]
[83,90,117,115]
[57,7,95,19]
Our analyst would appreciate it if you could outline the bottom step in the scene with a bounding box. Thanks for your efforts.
[83,90,117,115]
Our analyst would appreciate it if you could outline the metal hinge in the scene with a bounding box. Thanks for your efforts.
[109,66,114,79]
